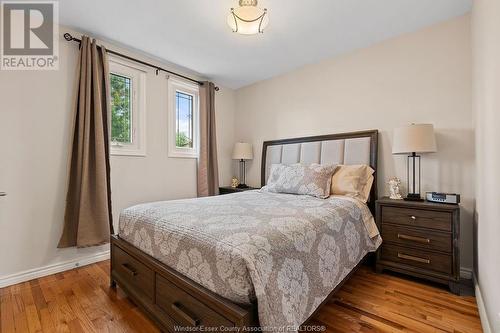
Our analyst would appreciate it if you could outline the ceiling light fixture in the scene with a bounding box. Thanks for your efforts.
[227,0,268,35]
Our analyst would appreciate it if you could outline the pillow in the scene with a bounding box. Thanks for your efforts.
[330,164,374,202]
[263,163,337,198]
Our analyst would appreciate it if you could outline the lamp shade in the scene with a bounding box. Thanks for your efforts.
[392,124,437,154]
[232,142,253,160]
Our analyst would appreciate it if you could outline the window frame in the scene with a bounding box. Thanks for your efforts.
[108,57,147,157]
[167,77,200,158]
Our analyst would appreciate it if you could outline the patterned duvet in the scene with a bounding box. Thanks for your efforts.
[118,190,382,330]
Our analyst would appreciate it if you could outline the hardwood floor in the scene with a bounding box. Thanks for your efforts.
[0,260,482,333]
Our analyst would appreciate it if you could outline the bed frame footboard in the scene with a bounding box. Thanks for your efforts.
[110,235,258,332]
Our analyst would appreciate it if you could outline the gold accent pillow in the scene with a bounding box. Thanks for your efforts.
[330,165,374,202]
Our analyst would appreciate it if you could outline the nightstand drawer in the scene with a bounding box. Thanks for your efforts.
[381,245,452,275]
[381,206,451,232]
[381,224,452,253]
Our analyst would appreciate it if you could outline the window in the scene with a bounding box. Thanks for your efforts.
[110,74,132,144]
[109,57,146,156]
[168,77,199,158]
[175,91,194,149]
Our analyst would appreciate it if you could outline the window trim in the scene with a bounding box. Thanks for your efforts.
[167,77,200,158]
[109,56,147,157]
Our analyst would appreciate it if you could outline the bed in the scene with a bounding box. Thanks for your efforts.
[111,130,379,332]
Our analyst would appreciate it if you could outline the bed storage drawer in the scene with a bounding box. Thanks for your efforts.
[112,245,154,301]
[156,274,233,328]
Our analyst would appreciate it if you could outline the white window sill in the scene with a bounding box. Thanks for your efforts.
[168,149,198,159]
[111,147,146,157]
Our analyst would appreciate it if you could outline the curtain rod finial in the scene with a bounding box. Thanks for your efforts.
[64,33,73,41]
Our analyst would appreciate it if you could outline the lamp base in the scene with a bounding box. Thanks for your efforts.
[237,183,249,189]
[404,193,424,202]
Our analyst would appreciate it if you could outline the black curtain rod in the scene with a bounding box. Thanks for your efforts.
[63,33,219,91]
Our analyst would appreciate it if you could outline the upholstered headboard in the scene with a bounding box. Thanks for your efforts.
[261,130,378,210]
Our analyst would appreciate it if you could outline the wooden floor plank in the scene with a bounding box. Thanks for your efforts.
[0,292,16,333]
[0,261,482,333]
[38,308,56,333]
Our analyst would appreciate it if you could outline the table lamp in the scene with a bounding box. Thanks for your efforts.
[232,142,253,188]
[392,124,437,201]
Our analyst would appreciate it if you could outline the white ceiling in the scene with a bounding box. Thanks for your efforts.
[59,0,472,89]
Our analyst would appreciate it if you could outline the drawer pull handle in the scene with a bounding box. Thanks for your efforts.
[121,263,137,276]
[397,252,430,264]
[172,302,200,326]
[410,215,416,220]
[397,233,430,244]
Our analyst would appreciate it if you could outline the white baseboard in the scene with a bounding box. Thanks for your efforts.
[0,250,110,288]
[460,267,473,280]
[474,276,493,333]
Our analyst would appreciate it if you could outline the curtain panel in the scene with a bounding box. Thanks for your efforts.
[197,82,219,197]
[58,36,113,248]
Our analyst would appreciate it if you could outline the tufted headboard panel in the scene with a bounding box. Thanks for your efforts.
[261,130,378,210]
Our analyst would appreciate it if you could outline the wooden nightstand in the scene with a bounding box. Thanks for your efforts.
[219,186,259,195]
[375,197,460,294]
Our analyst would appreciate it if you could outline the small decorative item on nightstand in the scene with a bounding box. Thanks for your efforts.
[219,186,258,195]
[231,177,240,188]
[375,197,460,294]
[388,177,403,200]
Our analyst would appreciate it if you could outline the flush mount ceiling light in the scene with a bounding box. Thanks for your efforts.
[227,0,269,35]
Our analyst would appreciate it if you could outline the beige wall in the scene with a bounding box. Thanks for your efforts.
[0,29,235,281]
[472,0,500,331]
[235,15,474,271]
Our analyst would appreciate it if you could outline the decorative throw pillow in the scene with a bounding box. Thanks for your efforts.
[330,164,374,202]
[263,163,337,198]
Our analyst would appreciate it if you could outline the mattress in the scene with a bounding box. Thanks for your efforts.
[118,190,381,330]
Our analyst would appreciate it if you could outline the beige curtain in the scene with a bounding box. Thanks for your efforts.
[58,36,113,248]
[197,82,219,197]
